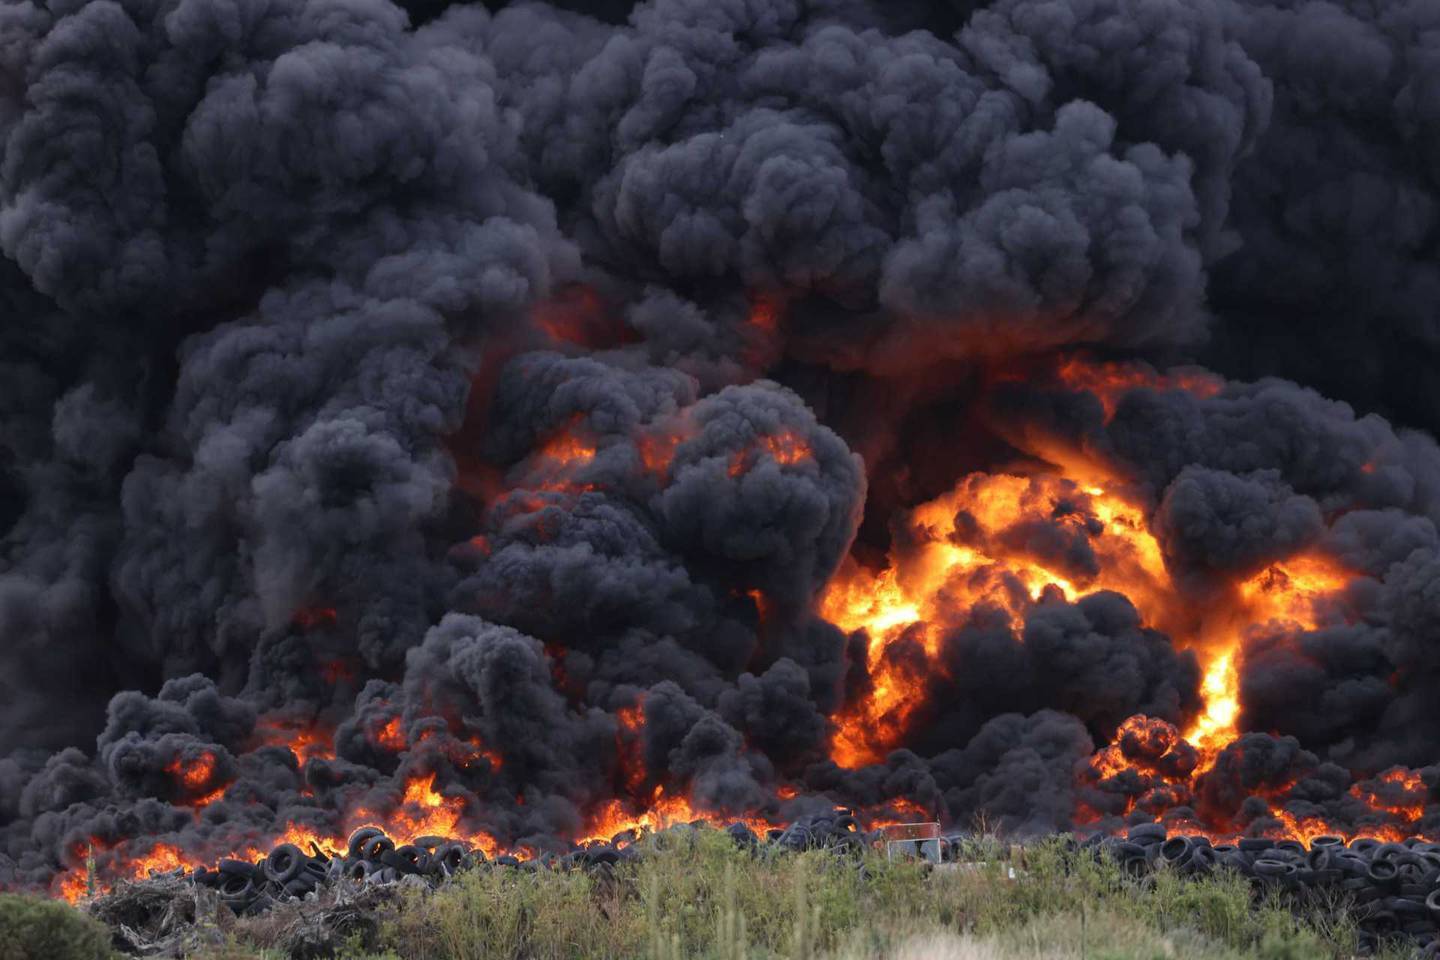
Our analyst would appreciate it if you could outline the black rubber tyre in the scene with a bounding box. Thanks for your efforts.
[585,846,622,868]
[345,859,379,881]
[264,843,306,884]
[1369,859,1400,884]
[1384,897,1428,918]
[1238,838,1275,853]
[1425,888,1440,923]
[1127,823,1166,844]
[347,827,386,860]
[726,823,759,849]
[436,843,467,876]
[1373,842,1409,861]
[1252,860,1296,879]
[217,873,255,899]
[362,835,396,862]
[395,844,431,873]
[1333,851,1368,877]
[1350,887,1383,906]
[1160,836,1195,867]
[218,858,258,879]
[1107,840,1146,861]
[379,848,418,875]
[1186,845,1218,874]
[283,874,316,898]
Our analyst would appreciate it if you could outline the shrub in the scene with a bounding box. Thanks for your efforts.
[0,893,114,960]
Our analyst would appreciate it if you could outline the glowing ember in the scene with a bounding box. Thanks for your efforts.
[167,752,216,792]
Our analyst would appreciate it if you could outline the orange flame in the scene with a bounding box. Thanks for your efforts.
[822,473,1173,767]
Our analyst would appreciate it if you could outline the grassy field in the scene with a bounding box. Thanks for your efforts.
[7,832,1412,960]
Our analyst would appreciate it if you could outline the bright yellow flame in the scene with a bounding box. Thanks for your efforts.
[822,473,1175,767]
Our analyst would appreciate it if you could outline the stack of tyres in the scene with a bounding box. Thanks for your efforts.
[1082,826,1440,956]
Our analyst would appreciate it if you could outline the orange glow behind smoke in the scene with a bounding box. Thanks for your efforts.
[615,702,648,796]
[729,430,813,477]
[1056,356,1222,418]
[166,752,228,809]
[376,716,406,752]
[292,607,338,630]
[253,720,336,763]
[167,752,215,791]
[538,419,597,467]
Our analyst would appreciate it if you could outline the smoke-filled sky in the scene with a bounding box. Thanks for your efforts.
[3,0,1440,892]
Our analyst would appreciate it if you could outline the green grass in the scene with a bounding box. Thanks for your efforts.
[157,833,1407,959]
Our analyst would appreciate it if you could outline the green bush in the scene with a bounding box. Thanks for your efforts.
[0,893,114,960]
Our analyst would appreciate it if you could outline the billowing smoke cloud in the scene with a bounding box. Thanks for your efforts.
[1204,0,1440,436]
[3,0,1440,893]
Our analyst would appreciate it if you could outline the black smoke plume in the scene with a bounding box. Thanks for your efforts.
[3,0,1440,892]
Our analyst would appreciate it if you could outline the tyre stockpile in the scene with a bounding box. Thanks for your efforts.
[180,809,875,919]
[1081,825,1440,957]
[84,813,1440,957]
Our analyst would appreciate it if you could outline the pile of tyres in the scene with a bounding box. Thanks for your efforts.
[194,826,491,916]
[190,810,877,916]
[1081,824,1440,957]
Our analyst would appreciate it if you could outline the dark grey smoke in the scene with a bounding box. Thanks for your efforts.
[3,0,1440,892]
[1204,0,1440,438]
